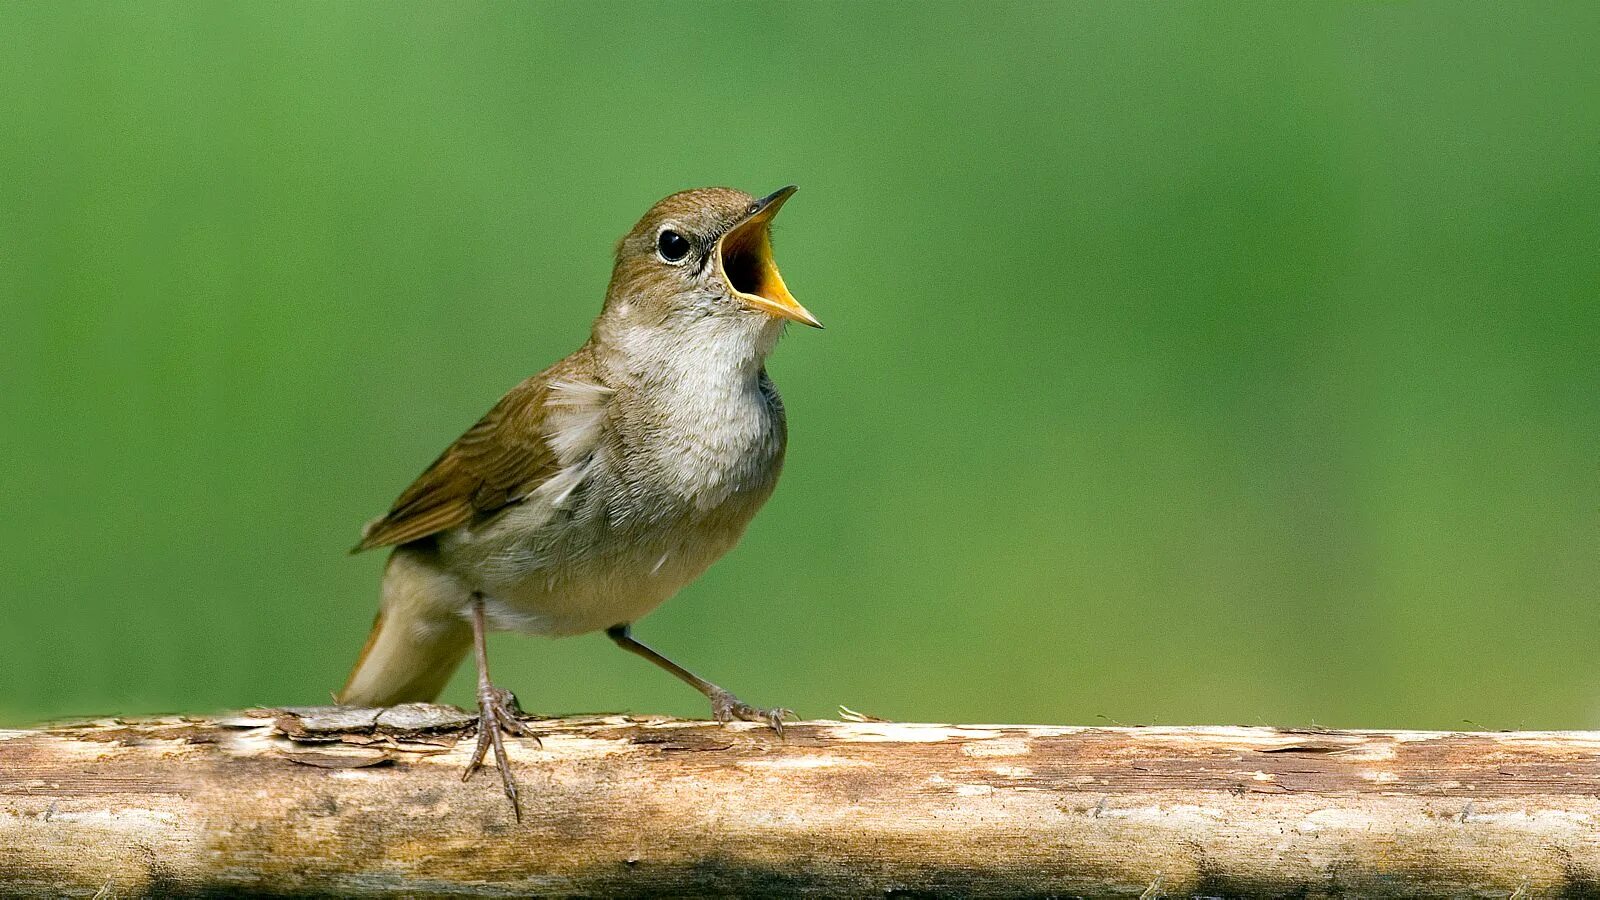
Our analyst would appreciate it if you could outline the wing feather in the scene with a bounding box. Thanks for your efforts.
[352,362,584,553]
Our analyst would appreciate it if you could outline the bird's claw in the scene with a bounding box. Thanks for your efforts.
[709,689,796,736]
[463,685,537,821]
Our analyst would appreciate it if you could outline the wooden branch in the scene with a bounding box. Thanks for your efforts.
[3,708,1600,897]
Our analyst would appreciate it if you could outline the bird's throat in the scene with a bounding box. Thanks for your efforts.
[596,307,781,390]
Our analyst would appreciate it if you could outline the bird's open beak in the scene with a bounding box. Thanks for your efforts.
[717,185,822,328]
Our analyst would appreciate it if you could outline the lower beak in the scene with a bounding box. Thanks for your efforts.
[717,186,822,328]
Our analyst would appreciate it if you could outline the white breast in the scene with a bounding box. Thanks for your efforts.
[629,348,785,511]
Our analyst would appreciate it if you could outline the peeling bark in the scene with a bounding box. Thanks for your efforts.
[3,708,1600,896]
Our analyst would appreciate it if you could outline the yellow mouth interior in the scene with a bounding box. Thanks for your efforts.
[719,217,796,310]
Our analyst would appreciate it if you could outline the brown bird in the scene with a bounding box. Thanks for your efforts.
[338,186,819,815]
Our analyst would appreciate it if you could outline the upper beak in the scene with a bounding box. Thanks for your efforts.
[717,185,822,328]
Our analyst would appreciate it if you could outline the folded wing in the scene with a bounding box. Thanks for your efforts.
[354,368,571,553]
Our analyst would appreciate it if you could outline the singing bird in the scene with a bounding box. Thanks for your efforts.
[339,186,820,813]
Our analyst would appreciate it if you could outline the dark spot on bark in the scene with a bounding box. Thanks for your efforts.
[1559,849,1600,898]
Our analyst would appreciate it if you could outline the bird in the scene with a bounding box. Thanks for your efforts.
[337,186,820,816]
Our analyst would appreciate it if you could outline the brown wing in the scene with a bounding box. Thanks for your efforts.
[352,373,562,553]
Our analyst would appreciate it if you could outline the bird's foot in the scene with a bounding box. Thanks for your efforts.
[708,688,796,736]
[463,685,537,820]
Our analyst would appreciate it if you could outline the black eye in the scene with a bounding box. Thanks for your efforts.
[657,229,690,262]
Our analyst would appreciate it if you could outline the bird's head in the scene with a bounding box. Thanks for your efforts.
[600,186,821,341]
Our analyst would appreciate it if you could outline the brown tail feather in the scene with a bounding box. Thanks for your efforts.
[337,550,472,706]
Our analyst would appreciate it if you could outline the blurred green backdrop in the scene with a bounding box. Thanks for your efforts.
[2,2,1596,730]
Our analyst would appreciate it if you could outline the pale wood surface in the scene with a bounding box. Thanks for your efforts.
[3,706,1600,897]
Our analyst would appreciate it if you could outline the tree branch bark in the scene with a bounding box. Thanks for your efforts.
[3,707,1599,896]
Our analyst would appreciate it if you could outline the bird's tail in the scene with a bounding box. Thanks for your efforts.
[337,549,473,707]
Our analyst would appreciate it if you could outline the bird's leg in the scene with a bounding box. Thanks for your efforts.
[463,593,530,820]
[605,623,794,734]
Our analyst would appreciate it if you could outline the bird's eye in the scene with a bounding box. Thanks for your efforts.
[656,229,691,263]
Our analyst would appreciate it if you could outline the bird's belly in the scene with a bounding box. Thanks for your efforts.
[492,581,663,638]
[442,473,770,637]
[481,528,736,637]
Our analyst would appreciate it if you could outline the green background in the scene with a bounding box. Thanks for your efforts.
[3,3,1596,730]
